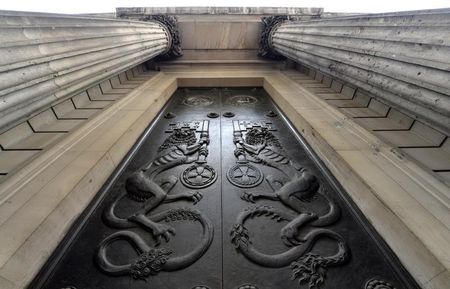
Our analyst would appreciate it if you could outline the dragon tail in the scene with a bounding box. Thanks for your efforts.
[153,208,214,271]
[291,229,350,288]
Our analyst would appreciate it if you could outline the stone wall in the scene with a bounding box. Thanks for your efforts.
[116,7,323,17]
[117,7,323,63]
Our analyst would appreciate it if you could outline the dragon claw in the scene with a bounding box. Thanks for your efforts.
[282,235,302,247]
[152,223,176,246]
[281,225,302,247]
[241,191,255,203]
[189,191,203,204]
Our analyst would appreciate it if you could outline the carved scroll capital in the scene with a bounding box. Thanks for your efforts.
[258,15,290,60]
[140,15,183,59]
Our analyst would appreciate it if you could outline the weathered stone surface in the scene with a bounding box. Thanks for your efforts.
[0,64,154,180]
[116,6,323,17]
[267,9,450,135]
[0,11,170,134]
[118,7,321,63]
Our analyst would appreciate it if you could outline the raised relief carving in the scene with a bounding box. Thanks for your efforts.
[226,120,274,189]
[97,120,214,280]
[237,285,259,289]
[229,120,350,289]
[227,163,263,188]
[180,121,217,189]
[139,15,183,59]
[259,16,289,60]
[365,279,397,289]
[226,95,258,106]
[182,164,217,189]
[183,95,214,107]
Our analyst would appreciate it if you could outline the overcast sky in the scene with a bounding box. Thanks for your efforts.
[0,0,448,14]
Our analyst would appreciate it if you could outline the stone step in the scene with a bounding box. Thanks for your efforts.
[375,122,447,148]
[0,150,39,174]
[109,76,140,89]
[0,122,64,150]
[285,67,450,185]
[0,64,154,182]
[28,110,83,132]
[340,99,390,118]
[354,109,414,131]
[72,92,113,109]
[53,100,100,119]
[86,86,121,101]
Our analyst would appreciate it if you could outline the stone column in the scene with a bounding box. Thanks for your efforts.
[0,11,181,133]
[260,10,450,134]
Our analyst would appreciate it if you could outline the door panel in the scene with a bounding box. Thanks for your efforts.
[32,88,419,289]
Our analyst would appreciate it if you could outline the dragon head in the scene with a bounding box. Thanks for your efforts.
[125,171,154,202]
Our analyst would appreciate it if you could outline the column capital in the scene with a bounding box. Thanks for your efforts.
[139,15,183,59]
[258,15,289,60]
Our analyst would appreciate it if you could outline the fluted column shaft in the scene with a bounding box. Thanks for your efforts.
[0,11,173,133]
[267,10,450,134]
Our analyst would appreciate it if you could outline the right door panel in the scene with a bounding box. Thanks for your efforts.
[220,88,417,289]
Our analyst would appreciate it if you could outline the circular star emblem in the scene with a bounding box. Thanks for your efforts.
[227,163,263,188]
[183,95,213,107]
[181,164,217,189]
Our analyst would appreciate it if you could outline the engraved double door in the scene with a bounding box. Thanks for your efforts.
[35,88,418,289]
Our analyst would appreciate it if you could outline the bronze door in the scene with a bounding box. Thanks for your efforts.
[32,88,419,289]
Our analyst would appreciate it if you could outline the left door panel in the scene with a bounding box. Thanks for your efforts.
[37,89,223,289]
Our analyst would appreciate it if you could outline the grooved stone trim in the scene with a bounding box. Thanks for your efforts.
[267,9,450,135]
[0,64,154,181]
[0,11,171,134]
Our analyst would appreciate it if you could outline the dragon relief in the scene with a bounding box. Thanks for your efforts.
[229,120,350,289]
[96,120,214,280]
